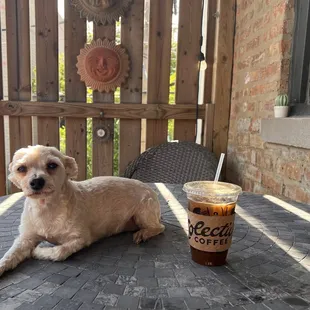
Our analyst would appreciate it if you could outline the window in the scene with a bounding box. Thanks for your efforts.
[289,0,310,115]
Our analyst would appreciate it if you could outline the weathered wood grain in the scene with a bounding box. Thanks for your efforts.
[1,101,206,119]
[212,0,236,172]
[65,1,87,180]
[174,0,203,141]
[35,0,59,147]
[146,0,173,148]
[119,0,144,176]
[92,23,115,176]
[5,0,32,193]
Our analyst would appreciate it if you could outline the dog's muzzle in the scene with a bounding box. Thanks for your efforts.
[30,177,45,191]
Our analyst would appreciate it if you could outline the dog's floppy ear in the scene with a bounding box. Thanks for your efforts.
[7,148,28,189]
[64,156,78,180]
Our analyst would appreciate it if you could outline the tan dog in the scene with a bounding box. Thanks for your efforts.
[0,145,164,276]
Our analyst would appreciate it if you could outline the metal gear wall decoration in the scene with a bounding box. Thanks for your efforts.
[76,38,130,93]
[70,0,133,25]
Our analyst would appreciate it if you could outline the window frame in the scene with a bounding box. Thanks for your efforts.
[289,0,310,116]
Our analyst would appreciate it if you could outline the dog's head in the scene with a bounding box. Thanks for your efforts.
[8,145,78,199]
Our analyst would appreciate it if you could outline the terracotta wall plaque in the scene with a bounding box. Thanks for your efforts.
[70,0,133,25]
[77,38,130,93]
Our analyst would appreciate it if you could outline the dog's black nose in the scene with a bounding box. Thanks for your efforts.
[30,177,45,191]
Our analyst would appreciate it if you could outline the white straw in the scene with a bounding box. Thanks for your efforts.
[214,153,225,182]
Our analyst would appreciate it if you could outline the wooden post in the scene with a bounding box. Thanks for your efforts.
[92,23,115,176]
[212,0,236,173]
[0,10,5,196]
[203,0,217,150]
[174,0,203,142]
[6,0,32,193]
[65,1,87,180]
[119,0,144,176]
[146,0,173,148]
[35,0,59,147]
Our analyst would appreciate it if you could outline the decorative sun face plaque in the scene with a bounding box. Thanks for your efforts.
[70,0,133,25]
[77,38,130,93]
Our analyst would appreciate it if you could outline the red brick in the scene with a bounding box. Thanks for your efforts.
[261,173,283,195]
[295,188,310,204]
[242,178,254,192]
[237,133,250,146]
[249,119,261,133]
[237,118,251,132]
[277,160,303,182]
[304,167,310,184]
[245,164,262,182]
[249,135,264,149]
[283,183,297,201]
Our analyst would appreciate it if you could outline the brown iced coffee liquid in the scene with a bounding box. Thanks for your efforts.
[188,200,236,266]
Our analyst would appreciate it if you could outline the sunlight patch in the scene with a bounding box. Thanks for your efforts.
[0,192,24,216]
[264,195,310,223]
[155,183,188,232]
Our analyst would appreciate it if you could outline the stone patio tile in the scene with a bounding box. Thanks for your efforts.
[33,294,62,308]
[53,298,82,310]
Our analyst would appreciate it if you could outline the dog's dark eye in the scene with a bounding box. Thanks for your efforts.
[17,166,27,173]
[47,163,58,170]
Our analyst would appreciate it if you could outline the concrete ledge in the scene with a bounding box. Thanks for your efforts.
[261,118,310,149]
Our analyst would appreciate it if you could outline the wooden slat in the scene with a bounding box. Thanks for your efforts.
[212,0,236,170]
[203,104,215,150]
[119,0,144,175]
[35,0,59,147]
[1,101,206,119]
[174,0,203,141]
[0,11,5,196]
[203,0,217,149]
[92,23,115,176]
[65,2,87,180]
[0,115,4,196]
[146,0,173,148]
[6,0,32,193]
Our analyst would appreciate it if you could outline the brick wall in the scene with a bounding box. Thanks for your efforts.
[227,0,310,204]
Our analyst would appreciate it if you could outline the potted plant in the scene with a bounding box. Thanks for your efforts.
[274,94,289,118]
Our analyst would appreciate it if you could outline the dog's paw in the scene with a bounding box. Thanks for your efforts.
[133,230,148,244]
[0,265,6,277]
[32,246,64,261]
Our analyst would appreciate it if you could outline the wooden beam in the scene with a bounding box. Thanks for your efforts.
[0,101,206,120]
[212,0,235,167]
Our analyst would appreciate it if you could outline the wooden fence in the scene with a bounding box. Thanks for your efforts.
[0,0,235,195]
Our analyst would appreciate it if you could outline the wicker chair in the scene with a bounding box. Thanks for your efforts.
[123,141,219,184]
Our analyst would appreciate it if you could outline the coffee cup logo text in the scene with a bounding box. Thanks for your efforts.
[188,218,234,250]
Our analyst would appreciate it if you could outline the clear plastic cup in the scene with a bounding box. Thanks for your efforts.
[183,181,242,266]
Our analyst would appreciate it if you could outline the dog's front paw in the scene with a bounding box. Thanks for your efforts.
[32,246,64,261]
[0,264,6,277]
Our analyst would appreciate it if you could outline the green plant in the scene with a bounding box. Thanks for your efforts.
[275,94,289,106]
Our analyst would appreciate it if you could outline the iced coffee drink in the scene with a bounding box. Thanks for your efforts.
[183,181,242,266]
